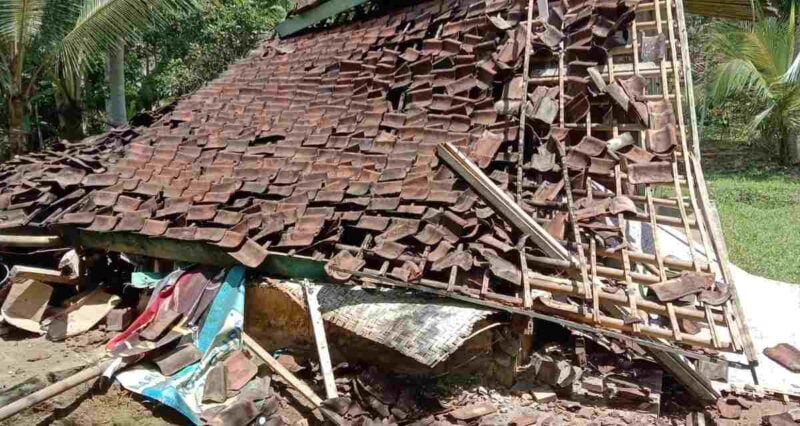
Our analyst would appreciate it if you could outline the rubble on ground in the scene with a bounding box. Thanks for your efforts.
[1,0,799,424]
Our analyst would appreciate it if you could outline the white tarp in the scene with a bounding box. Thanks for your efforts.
[647,223,800,395]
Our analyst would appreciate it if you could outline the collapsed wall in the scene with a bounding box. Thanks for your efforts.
[0,0,754,364]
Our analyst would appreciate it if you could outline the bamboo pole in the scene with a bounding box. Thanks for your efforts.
[243,333,345,425]
[0,359,112,421]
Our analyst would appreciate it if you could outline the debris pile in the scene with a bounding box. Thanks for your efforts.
[0,0,752,361]
[0,129,135,228]
[709,391,800,425]
[0,0,797,424]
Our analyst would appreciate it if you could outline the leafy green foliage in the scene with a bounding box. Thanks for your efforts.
[705,11,800,162]
[122,0,289,112]
[0,0,201,156]
[0,0,287,154]
[60,0,198,75]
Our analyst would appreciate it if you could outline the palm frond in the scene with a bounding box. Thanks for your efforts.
[782,51,800,84]
[708,16,795,86]
[32,1,81,53]
[708,58,771,104]
[58,0,199,75]
[773,83,800,129]
[747,105,775,133]
[0,0,46,50]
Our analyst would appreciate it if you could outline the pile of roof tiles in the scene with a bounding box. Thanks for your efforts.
[0,0,679,293]
[0,0,746,354]
[0,129,137,229]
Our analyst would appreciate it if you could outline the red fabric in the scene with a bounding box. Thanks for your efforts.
[106,271,193,352]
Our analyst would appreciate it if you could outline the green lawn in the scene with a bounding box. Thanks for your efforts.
[702,149,800,284]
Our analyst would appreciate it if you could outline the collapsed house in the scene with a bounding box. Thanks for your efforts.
[0,0,797,424]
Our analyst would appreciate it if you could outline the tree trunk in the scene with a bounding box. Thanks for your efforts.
[7,96,27,159]
[55,80,85,141]
[58,103,85,141]
[796,4,800,57]
[106,39,127,128]
[790,130,800,165]
[793,11,800,164]
[780,127,795,166]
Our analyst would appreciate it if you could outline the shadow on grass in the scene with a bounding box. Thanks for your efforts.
[700,140,800,181]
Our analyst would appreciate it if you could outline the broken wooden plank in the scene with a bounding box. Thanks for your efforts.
[1,279,53,334]
[45,289,121,341]
[242,333,345,425]
[10,265,80,286]
[648,349,718,405]
[301,282,338,400]
[437,142,572,262]
[0,234,62,248]
[243,333,321,405]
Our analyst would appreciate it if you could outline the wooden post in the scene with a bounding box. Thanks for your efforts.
[437,142,572,262]
[243,333,322,406]
[301,281,338,400]
[242,333,345,425]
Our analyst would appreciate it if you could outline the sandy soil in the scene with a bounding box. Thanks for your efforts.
[0,325,313,426]
[0,326,183,426]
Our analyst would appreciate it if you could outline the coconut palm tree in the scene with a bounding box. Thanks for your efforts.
[0,0,198,159]
[706,7,800,164]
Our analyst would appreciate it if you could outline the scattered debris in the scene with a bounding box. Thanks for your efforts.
[529,386,558,403]
[1,279,53,334]
[46,289,120,341]
[106,307,134,331]
[764,343,800,373]
[0,0,794,424]
[450,403,497,421]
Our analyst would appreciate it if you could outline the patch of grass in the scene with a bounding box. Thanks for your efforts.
[702,148,800,284]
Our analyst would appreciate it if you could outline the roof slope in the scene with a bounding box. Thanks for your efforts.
[0,0,754,358]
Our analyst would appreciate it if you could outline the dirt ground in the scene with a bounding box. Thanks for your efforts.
[0,322,669,426]
[0,326,315,426]
[0,326,185,426]
[4,321,794,426]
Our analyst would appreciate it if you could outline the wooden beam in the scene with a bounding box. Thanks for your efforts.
[59,228,327,280]
[243,333,322,406]
[301,282,338,400]
[437,142,573,262]
[525,253,662,284]
[0,234,61,247]
[10,265,80,286]
[0,359,112,421]
[526,272,726,325]
[243,333,345,425]
[648,349,719,404]
[277,0,368,38]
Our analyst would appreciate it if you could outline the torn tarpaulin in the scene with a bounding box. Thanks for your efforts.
[108,266,271,425]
